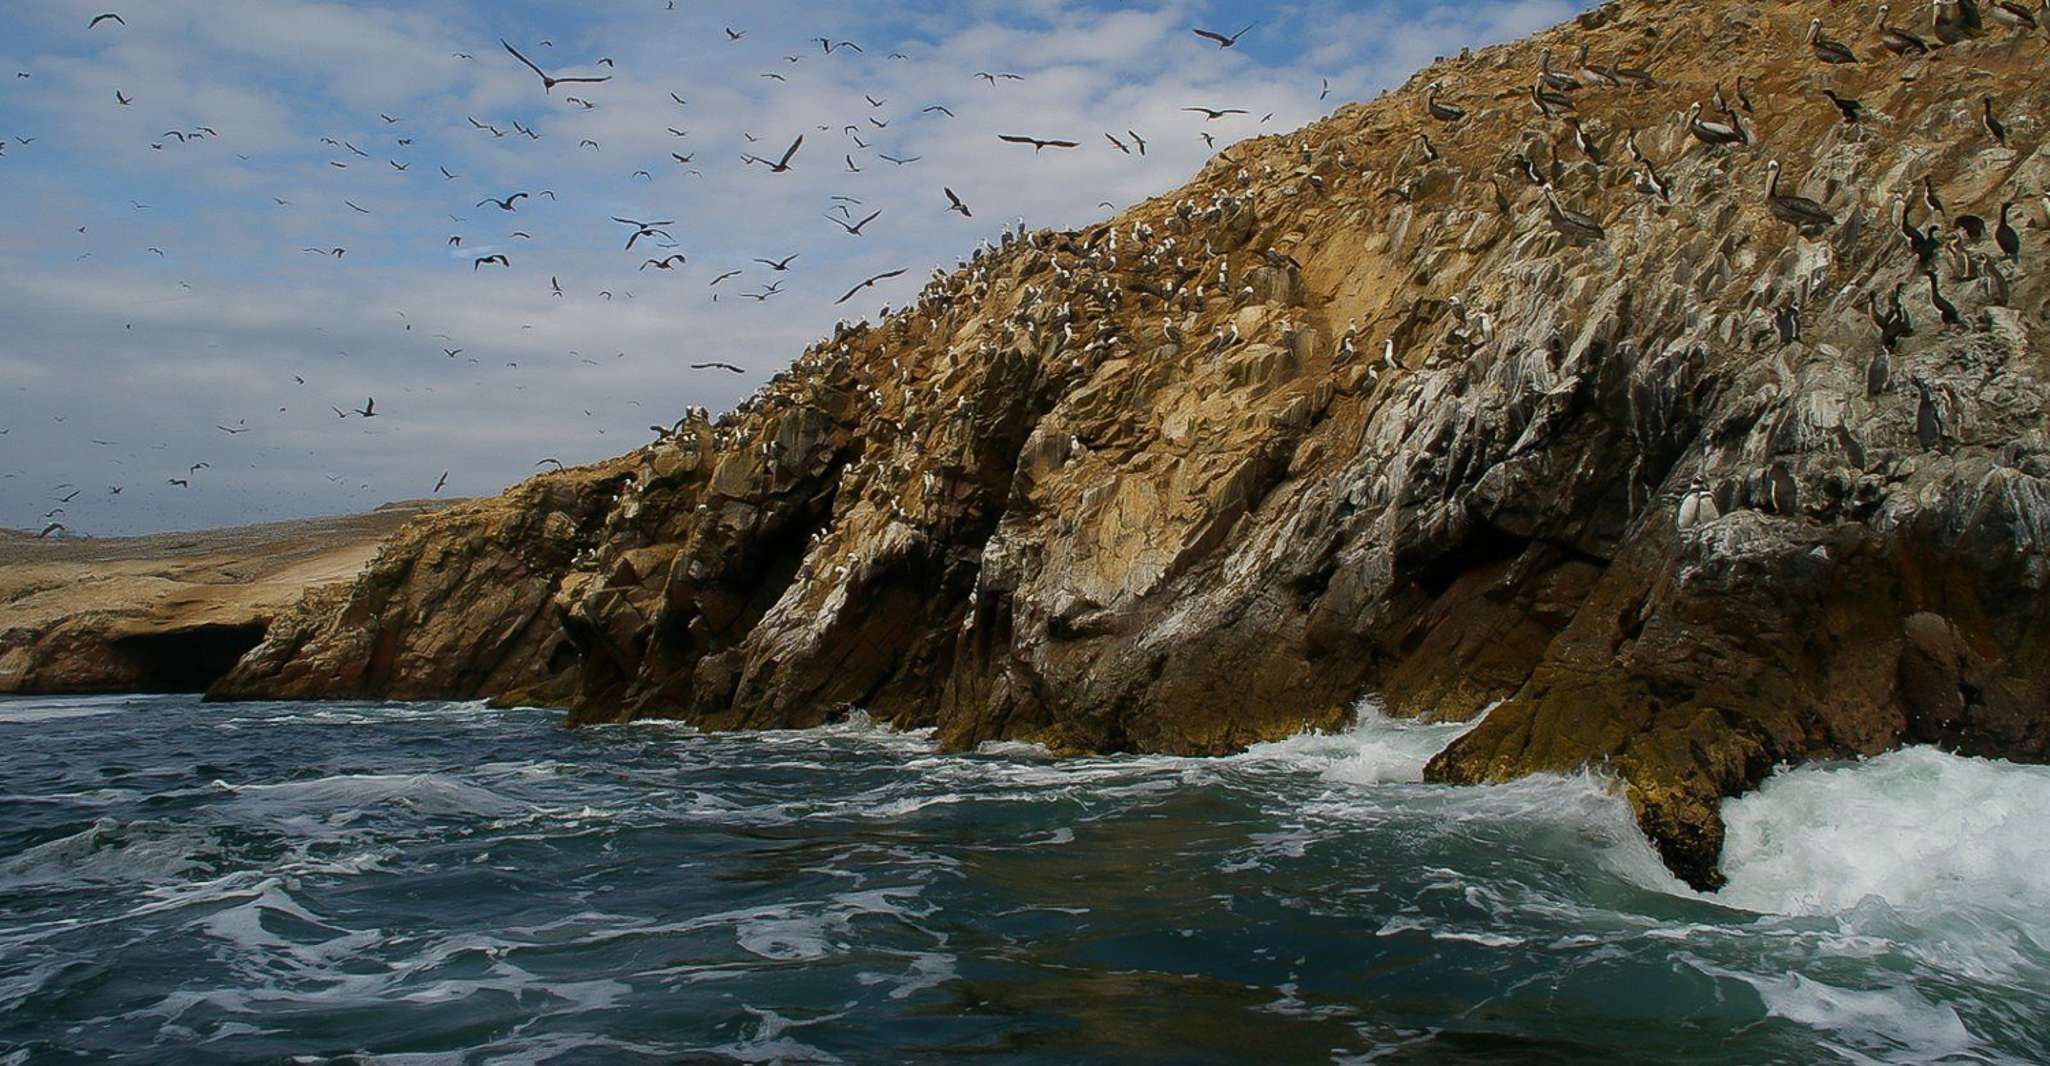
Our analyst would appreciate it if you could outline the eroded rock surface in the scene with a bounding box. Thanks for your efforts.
[216,0,2050,887]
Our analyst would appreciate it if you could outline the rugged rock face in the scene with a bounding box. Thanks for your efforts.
[216,0,2050,888]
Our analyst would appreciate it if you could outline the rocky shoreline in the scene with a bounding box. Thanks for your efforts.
[20,0,2049,888]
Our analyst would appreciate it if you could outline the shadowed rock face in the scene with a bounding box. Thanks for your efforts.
[214,0,2050,888]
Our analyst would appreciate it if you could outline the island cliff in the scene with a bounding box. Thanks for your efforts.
[212,0,2050,889]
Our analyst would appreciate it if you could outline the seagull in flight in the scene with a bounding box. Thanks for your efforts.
[501,39,611,94]
[691,362,746,373]
[835,268,906,304]
[944,187,973,217]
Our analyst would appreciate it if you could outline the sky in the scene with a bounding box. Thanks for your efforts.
[0,0,1586,536]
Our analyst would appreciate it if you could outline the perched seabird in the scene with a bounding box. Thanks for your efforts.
[1541,184,1606,241]
[1807,18,1860,63]
[1875,5,1933,53]
[1426,83,1466,122]
[1995,202,2021,262]
[1981,96,2007,146]
[1531,78,1575,117]
[1867,348,1893,397]
[1765,161,1837,232]
[1933,0,1974,45]
[1676,477,1720,532]
[1574,44,1620,87]
[1926,270,1963,327]
[1686,103,1747,146]
[1536,48,1581,92]
[1821,89,1863,124]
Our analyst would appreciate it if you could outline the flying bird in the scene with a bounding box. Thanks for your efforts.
[944,187,973,217]
[755,254,799,270]
[1182,106,1248,120]
[478,193,528,211]
[825,209,883,235]
[353,398,377,418]
[501,39,611,94]
[640,254,687,270]
[835,268,907,304]
[433,472,448,493]
[89,13,124,28]
[742,135,804,173]
[691,362,746,373]
[1192,23,1256,48]
[998,134,1080,152]
[473,254,509,269]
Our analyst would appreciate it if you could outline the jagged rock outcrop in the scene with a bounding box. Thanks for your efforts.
[216,0,2050,888]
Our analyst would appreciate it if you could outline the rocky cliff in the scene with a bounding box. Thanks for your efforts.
[214,0,2050,888]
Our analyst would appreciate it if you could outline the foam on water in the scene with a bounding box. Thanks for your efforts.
[1718,747,2050,922]
[1233,696,1480,784]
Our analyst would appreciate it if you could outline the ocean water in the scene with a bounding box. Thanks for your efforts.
[2,696,2046,1065]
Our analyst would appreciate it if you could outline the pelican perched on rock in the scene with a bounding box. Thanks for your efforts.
[1990,0,2040,30]
[1876,4,1934,52]
[1932,0,1974,45]
[1685,102,1748,146]
[1807,18,1860,62]
[1537,48,1581,92]
[1574,43,1620,87]
[1764,160,1837,232]
[1531,78,1574,116]
[1541,184,1606,241]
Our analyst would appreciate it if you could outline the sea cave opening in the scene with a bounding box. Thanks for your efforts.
[109,623,267,693]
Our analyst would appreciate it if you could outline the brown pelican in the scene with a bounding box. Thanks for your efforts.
[1685,102,1747,146]
[1541,184,1606,241]
[1990,0,2039,29]
[1574,44,1619,87]
[1764,161,1836,231]
[1933,0,1974,45]
[1611,58,1656,88]
[1807,18,1860,62]
[1876,4,1934,52]
[1536,49,1580,92]
[1531,79,1574,117]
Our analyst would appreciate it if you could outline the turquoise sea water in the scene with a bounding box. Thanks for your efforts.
[2,695,2046,1064]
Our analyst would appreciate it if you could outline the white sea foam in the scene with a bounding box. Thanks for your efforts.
[1234,696,1481,785]
[1717,747,2050,923]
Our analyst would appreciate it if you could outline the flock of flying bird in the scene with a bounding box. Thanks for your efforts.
[12,9,1316,537]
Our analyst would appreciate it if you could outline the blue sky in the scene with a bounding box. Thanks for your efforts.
[0,0,1583,535]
